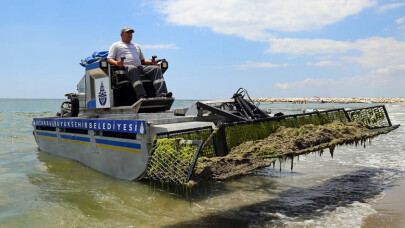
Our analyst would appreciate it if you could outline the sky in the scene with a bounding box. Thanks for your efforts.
[0,0,404,99]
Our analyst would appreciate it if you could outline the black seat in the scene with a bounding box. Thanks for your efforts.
[110,66,156,106]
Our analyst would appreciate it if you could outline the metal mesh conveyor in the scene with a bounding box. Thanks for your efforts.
[346,106,392,129]
[145,127,215,184]
[218,105,392,153]
[145,138,201,184]
[145,105,394,185]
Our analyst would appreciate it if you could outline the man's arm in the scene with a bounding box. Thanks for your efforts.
[141,59,156,65]
[107,42,124,67]
[107,58,124,67]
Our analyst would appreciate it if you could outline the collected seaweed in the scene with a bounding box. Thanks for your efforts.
[146,105,397,187]
[192,121,398,182]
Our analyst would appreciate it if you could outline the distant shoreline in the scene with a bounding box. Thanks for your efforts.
[252,98,405,103]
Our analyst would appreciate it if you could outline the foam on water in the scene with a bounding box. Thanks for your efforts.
[279,201,378,228]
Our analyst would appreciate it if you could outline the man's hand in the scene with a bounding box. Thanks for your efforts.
[116,59,124,67]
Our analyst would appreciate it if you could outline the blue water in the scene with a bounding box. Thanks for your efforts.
[0,99,404,227]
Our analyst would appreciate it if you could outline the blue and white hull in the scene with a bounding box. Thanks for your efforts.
[33,115,215,180]
[33,118,150,180]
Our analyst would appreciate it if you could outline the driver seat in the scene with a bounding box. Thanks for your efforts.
[111,66,156,106]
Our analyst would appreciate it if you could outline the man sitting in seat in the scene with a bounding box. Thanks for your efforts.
[107,27,172,99]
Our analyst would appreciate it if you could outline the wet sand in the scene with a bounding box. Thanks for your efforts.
[362,178,405,228]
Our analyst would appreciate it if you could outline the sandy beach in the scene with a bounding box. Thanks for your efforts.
[362,178,405,228]
[253,98,405,103]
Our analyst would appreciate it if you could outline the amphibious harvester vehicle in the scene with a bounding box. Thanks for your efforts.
[33,52,397,185]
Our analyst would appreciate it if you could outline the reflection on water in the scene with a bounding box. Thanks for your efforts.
[27,152,186,226]
[22,152,281,227]
[0,100,404,227]
[169,168,404,227]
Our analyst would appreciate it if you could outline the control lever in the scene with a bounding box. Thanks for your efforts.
[120,56,126,64]
[114,56,127,85]
[151,55,157,64]
[119,56,126,69]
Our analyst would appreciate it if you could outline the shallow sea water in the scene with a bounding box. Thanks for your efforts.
[0,99,404,227]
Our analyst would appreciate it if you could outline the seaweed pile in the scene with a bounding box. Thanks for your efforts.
[146,105,397,187]
[192,121,397,182]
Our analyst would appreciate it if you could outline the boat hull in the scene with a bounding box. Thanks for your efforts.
[34,129,149,180]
